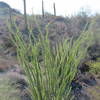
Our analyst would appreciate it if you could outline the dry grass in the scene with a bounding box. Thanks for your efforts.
[0,75,21,100]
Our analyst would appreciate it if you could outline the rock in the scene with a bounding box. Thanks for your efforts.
[72,72,97,99]
[88,44,100,61]
[71,81,82,90]
[79,63,90,73]
[77,73,97,86]
[74,90,90,100]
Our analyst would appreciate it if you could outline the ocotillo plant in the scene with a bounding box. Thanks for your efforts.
[8,19,92,100]
[8,0,93,99]
[42,0,45,17]
[23,0,28,33]
[53,3,56,16]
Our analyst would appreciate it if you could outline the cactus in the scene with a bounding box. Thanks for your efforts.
[42,0,44,17]
[53,3,56,16]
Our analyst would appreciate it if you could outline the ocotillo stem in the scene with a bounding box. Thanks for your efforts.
[23,0,28,30]
[42,0,44,17]
[53,3,56,16]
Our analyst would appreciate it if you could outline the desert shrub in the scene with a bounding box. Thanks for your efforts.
[86,61,100,75]
[8,20,92,100]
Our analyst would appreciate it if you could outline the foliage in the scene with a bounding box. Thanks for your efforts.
[8,18,93,100]
[86,60,100,75]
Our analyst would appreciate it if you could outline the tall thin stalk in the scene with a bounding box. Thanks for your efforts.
[23,0,28,33]
[42,0,45,18]
[53,3,56,16]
